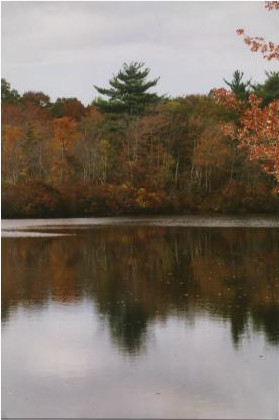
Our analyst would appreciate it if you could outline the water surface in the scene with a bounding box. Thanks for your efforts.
[2,216,279,418]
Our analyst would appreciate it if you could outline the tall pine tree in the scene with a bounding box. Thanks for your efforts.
[252,71,279,106]
[93,62,161,116]
[224,70,251,101]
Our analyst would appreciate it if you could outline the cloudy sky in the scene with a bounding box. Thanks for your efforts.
[2,1,278,105]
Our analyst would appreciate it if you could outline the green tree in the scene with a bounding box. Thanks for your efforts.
[93,62,161,116]
[1,78,21,103]
[224,70,251,101]
[252,71,279,106]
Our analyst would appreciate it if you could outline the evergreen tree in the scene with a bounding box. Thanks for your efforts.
[252,71,279,106]
[224,70,251,101]
[93,62,161,116]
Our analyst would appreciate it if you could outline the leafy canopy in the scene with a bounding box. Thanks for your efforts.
[21,91,51,108]
[93,62,161,116]
[1,78,21,103]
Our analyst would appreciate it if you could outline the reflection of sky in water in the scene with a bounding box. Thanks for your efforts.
[2,214,279,237]
[2,300,278,419]
[2,221,278,418]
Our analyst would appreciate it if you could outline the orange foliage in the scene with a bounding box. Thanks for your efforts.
[51,117,77,183]
[53,117,77,144]
[213,90,279,191]
[2,124,22,148]
[211,2,279,192]
[87,106,104,122]
[236,1,279,60]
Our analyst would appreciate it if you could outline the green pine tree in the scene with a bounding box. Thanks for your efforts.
[252,71,279,106]
[93,62,162,116]
[224,70,251,101]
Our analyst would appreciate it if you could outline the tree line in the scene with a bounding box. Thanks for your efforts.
[1,62,278,218]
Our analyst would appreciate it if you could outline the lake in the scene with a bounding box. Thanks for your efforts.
[2,216,279,419]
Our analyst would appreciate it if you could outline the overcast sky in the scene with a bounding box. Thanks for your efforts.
[2,1,278,105]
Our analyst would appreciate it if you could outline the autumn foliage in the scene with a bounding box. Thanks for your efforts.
[1,57,278,217]
[2,90,277,217]
[212,90,279,191]
[212,1,279,193]
[236,1,279,60]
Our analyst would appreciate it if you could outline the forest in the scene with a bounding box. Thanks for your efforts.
[1,63,279,218]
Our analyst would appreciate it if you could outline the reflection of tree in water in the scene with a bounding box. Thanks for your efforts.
[103,301,149,354]
[252,305,279,345]
[2,226,279,353]
[230,295,250,347]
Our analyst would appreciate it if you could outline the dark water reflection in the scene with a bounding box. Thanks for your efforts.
[2,223,279,418]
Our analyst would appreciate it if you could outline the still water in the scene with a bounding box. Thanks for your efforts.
[2,216,279,418]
